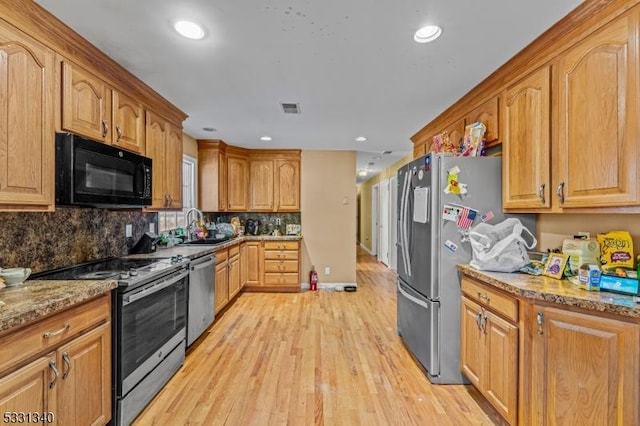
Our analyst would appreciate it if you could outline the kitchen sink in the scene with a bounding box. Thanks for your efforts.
[181,236,233,245]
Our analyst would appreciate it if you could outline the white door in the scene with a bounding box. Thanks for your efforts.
[378,179,390,266]
[371,183,379,256]
[389,176,398,270]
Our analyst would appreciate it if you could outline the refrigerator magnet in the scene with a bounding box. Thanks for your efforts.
[442,204,462,222]
[480,210,495,223]
[455,206,478,230]
[444,165,468,195]
[444,240,458,253]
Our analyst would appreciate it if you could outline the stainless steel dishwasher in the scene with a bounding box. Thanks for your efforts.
[187,253,215,346]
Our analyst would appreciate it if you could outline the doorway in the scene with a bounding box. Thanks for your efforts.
[371,183,379,256]
[378,179,390,266]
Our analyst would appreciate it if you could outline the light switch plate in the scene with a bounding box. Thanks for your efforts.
[150,223,155,233]
[125,224,133,238]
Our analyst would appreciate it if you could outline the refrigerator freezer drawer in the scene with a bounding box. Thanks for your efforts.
[397,280,439,376]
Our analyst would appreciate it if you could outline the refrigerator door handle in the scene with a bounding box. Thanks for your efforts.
[399,172,412,275]
[397,282,430,310]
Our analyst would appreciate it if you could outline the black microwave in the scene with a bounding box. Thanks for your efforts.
[55,132,152,208]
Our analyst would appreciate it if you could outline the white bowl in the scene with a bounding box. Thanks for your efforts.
[0,268,32,287]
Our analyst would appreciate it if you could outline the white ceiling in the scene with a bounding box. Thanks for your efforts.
[36,0,582,184]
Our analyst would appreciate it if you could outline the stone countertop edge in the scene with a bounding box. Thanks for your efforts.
[128,235,303,260]
[457,264,640,320]
[0,280,117,334]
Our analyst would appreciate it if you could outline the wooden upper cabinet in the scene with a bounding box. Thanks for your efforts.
[555,10,639,208]
[146,111,167,209]
[0,24,55,211]
[197,140,226,212]
[465,97,499,145]
[62,61,111,142]
[165,122,183,209]
[275,159,300,211]
[249,159,275,210]
[112,90,145,154]
[227,154,249,210]
[529,305,640,426]
[502,66,551,210]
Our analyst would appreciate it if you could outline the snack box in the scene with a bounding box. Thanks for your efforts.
[578,264,601,291]
[563,238,600,275]
[598,273,639,296]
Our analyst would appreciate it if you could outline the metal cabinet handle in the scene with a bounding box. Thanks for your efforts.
[477,292,491,303]
[43,323,70,338]
[116,125,123,142]
[475,312,482,329]
[537,311,544,335]
[62,352,72,379]
[49,361,58,389]
[481,314,488,334]
[538,183,546,205]
[556,182,565,204]
[101,120,109,137]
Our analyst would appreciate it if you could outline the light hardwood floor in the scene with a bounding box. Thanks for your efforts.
[133,247,505,425]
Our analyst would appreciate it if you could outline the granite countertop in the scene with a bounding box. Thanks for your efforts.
[0,279,117,334]
[128,235,303,260]
[458,264,640,319]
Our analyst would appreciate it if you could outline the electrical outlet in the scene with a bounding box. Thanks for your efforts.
[125,224,133,238]
[149,223,155,233]
[324,267,331,275]
[276,218,281,225]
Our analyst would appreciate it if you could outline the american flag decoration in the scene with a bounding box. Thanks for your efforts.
[456,207,477,230]
[480,210,495,223]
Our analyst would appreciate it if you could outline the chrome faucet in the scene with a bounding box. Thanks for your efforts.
[185,207,204,240]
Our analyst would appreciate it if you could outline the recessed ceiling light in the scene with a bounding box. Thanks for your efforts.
[414,25,442,43]
[202,127,217,132]
[260,136,272,141]
[358,170,368,177]
[174,20,205,40]
[355,136,367,142]
[373,156,382,160]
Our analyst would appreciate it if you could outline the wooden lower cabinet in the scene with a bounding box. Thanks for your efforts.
[228,245,241,300]
[0,294,111,425]
[526,305,640,426]
[243,240,300,292]
[214,248,230,314]
[460,277,518,425]
[241,241,261,287]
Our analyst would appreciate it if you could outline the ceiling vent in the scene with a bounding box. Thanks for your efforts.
[281,103,301,114]
[382,151,393,155]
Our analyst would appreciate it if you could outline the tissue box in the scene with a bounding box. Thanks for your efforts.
[598,274,639,296]
[578,264,601,291]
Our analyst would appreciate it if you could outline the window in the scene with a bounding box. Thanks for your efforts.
[158,155,197,233]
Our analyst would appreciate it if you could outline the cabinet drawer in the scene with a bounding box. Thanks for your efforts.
[264,241,299,251]
[0,294,110,374]
[228,244,240,258]
[461,276,517,322]
[264,260,299,273]
[264,250,299,260]
[215,248,229,264]
[264,273,299,285]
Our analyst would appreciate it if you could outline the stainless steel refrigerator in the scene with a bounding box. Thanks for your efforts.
[396,153,534,384]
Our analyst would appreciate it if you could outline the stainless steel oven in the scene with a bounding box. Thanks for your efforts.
[115,267,188,425]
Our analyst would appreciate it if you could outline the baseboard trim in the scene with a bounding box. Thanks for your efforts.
[301,282,358,291]
[359,243,373,255]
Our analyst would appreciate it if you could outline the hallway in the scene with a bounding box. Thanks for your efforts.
[134,247,503,425]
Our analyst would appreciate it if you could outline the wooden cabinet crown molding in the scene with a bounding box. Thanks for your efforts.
[410,0,639,148]
[0,0,187,125]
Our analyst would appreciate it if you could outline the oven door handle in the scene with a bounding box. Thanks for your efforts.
[123,269,188,306]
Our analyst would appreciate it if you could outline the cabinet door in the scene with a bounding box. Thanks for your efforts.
[227,155,248,210]
[146,111,167,209]
[0,356,55,423]
[249,159,275,210]
[531,306,640,426]
[465,97,499,145]
[484,311,518,426]
[443,119,465,152]
[214,261,229,313]
[246,242,262,286]
[165,122,183,209]
[556,11,639,208]
[413,142,427,158]
[0,26,55,210]
[275,159,300,211]
[61,61,111,143]
[502,66,551,209]
[112,91,145,154]
[460,297,483,387]
[228,254,240,299]
[57,323,111,426]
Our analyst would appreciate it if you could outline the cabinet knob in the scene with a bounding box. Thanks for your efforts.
[538,183,546,205]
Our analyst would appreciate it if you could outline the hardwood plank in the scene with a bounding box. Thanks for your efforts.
[133,247,506,425]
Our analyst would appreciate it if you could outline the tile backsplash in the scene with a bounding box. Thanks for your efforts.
[0,207,157,273]
[207,212,301,235]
